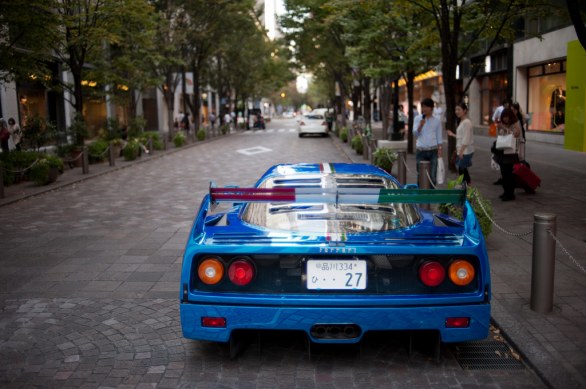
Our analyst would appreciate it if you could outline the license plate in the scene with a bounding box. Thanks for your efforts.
[307,259,367,290]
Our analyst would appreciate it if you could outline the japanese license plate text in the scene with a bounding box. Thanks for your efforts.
[307,259,367,290]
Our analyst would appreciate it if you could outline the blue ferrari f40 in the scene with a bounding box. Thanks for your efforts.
[180,163,490,351]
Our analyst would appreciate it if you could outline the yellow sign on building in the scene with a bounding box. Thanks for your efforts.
[565,40,586,152]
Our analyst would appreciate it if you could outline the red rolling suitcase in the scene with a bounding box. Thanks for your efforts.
[513,162,540,194]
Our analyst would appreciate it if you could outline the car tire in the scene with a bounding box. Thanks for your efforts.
[298,133,303,138]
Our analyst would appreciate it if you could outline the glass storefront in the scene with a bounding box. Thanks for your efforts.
[527,60,566,132]
[478,72,508,125]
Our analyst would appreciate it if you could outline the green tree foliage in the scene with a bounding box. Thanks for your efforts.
[0,0,56,83]
[91,0,161,120]
[282,0,353,123]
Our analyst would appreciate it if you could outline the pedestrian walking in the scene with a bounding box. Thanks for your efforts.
[511,102,528,162]
[496,108,522,201]
[447,102,474,185]
[181,113,190,134]
[8,118,22,151]
[413,98,443,186]
[209,112,216,129]
[0,118,10,154]
[224,112,232,130]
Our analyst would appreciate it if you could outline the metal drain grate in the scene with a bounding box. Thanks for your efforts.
[450,340,525,370]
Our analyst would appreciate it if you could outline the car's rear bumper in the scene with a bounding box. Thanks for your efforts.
[180,302,490,344]
[298,127,328,134]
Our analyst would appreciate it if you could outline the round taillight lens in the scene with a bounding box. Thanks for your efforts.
[419,261,446,287]
[198,257,224,285]
[228,258,255,286]
[449,260,475,286]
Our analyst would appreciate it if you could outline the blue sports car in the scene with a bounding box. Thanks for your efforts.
[180,163,490,353]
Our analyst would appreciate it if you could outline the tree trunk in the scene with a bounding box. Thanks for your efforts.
[391,79,402,140]
[380,79,392,140]
[363,77,371,128]
[439,0,460,172]
[406,71,415,154]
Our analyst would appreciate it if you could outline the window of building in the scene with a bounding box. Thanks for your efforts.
[527,60,566,132]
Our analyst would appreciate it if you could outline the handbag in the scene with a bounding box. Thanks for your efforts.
[495,133,515,150]
[436,157,445,185]
[489,123,497,137]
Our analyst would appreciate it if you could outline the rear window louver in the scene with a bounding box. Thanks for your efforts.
[335,177,387,188]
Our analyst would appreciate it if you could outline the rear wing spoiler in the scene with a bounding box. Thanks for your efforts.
[209,185,467,206]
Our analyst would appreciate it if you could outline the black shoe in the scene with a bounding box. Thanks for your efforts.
[501,194,515,201]
[493,179,503,185]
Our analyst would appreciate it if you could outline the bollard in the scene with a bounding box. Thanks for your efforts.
[530,213,557,313]
[418,161,431,210]
[147,138,153,154]
[397,151,407,185]
[163,136,168,151]
[0,162,4,199]
[82,146,89,174]
[109,143,116,167]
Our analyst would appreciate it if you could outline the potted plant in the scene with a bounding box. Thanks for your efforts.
[351,134,363,155]
[340,127,349,143]
[88,139,109,163]
[196,128,206,141]
[173,132,186,147]
[373,148,397,174]
[110,138,125,157]
[123,139,141,161]
[439,175,493,237]
[29,155,63,185]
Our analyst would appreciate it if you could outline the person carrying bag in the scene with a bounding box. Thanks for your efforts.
[496,108,521,201]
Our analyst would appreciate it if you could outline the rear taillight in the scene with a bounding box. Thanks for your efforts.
[228,258,255,286]
[419,260,446,287]
[198,257,224,285]
[299,121,305,126]
[449,260,475,286]
[201,317,227,328]
[445,317,470,328]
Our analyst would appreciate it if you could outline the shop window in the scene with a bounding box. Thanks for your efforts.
[527,61,566,132]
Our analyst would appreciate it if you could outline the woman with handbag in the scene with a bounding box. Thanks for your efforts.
[447,102,474,184]
[496,108,521,201]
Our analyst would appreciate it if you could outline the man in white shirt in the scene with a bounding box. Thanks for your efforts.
[492,98,510,124]
[413,98,444,186]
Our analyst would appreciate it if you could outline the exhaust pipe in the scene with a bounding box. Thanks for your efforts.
[310,324,361,339]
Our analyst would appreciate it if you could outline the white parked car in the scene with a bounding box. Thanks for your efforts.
[297,108,330,137]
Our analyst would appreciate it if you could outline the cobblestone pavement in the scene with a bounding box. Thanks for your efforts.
[0,120,554,388]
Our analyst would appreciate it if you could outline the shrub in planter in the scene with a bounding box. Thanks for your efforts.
[123,139,141,160]
[0,150,38,185]
[88,139,109,163]
[220,124,229,135]
[340,127,348,143]
[373,148,397,174]
[351,134,363,155]
[196,128,206,141]
[173,132,186,147]
[439,175,493,237]
[29,155,63,186]
[140,132,163,151]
